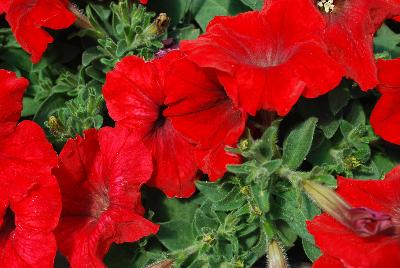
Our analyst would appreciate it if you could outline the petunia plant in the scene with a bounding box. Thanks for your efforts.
[1,0,400,267]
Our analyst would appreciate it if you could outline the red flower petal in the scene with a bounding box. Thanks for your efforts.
[313,255,344,268]
[181,0,343,116]
[304,0,400,90]
[103,55,200,198]
[54,127,158,268]
[196,144,241,182]
[3,0,76,63]
[307,167,400,267]
[0,0,10,13]
[0,121,58,201]
[371,59,400,144]
[0,70,28,137]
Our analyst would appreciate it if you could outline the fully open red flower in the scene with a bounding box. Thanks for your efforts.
[164,51,247,181]
[180,0,343,116]
[370,58,400,145]
[103,51,246,197]
[307,166,400,267]
[296,0,400,90]
[103,54,199,198]
[0,0,76,63]
[0,70,61,267]
[54,127,158,268]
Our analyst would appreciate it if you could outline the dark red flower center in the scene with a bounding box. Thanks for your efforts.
[0,207,15,242]
[155,104,167,128]
[90,189,110,219]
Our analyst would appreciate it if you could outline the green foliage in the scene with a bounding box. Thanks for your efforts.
[240,0,264,10]
[1,2,400,267]
[282,117,318,169]
[374,23,400,59]
[192,0,249,31]
[82,0,166,69]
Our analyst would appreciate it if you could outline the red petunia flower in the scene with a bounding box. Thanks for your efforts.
[295,0,400,90]
[139,0,148,4]
[0,70,61,267]
[164,51,247,181]
[180,0,344,116]
[307,166,400,268]
[370,58,400,144]
[54,127,158,268]
[102,54,198,198]
[0,0,76,63]
[103,51,246,197]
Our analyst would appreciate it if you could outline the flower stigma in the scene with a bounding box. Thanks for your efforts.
[317,0,335,13]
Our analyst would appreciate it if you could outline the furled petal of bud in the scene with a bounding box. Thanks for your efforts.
[267,240,288,268]
[303,179,350,223]
[347,207,394,237]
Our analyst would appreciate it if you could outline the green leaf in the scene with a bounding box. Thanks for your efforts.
[22,97,40,117]
[196,181,230,202]
[33,93,67,128]
[373,153,396,177]
[158,220,195,251]
[282,117,318,169]
[193,0,249,31]
[274,188,320,242]
[302,239,321,262]
[240,0,263,10]
[319,117,341,139]
[172,25,200,41]
[193,203,220,235]
[250,183,270,213]
[212,188,246,211]
[345,100,365,126]
[328,87,350,115]
[82,47,102,67]
[374,23,400,58]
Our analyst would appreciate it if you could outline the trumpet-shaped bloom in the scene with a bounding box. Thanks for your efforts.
[54,127,158,268]
[181,0,344,116]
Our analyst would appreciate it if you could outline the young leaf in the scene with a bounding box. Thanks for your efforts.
[193,0,249,31]
[283,117,318,169]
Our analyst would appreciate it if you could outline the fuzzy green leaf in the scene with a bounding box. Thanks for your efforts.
[240,0,263,10]
[302,239,321,262]
[283,117,318,169]
[193,0,249,30]
[158,220,195,251]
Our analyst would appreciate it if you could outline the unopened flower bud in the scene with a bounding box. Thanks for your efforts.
[267,240,288,268]
[303,180,394,237]
[144,13,170,37]
[303,179,350,223]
